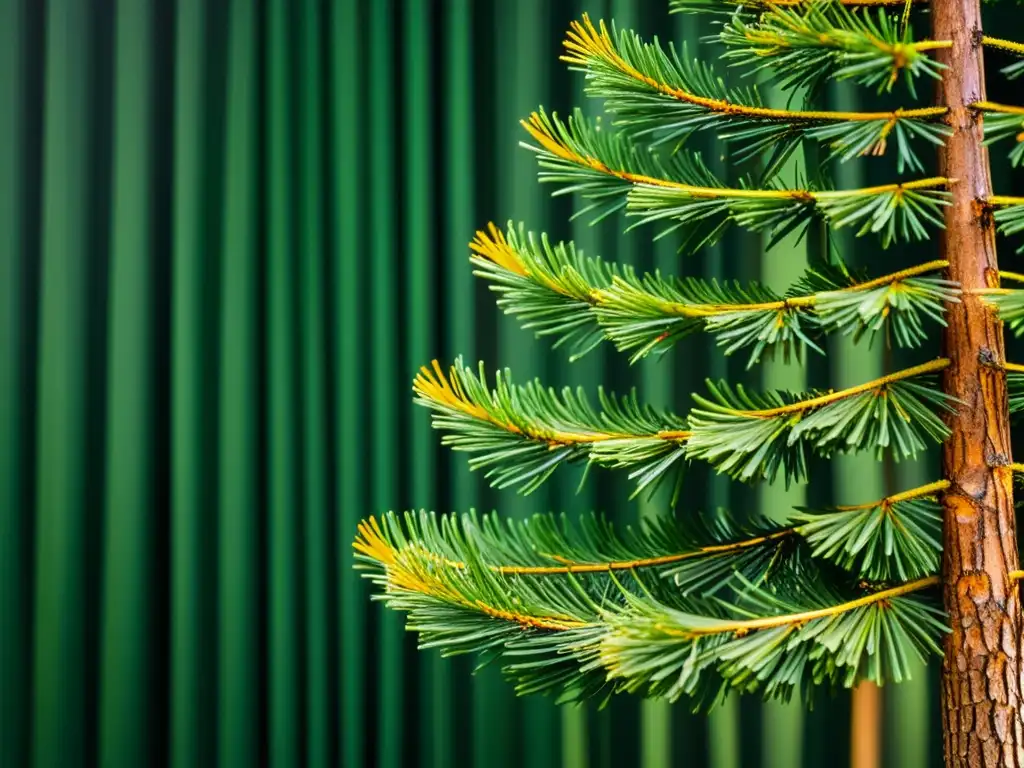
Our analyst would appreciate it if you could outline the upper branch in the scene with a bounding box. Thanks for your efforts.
[523,110,951,248]
[715,2,948,95]
[671,0,928,9]
[473,222,959,366]
[563,14,949,172]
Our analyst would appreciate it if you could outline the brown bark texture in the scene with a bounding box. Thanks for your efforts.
[933,0,1024,765]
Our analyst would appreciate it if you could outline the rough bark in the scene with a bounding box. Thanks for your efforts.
[933,0,1024,765]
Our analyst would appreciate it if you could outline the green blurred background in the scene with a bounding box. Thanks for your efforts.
[3,1,1023,767]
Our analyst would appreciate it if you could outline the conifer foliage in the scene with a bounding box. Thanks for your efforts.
[354,0,1024,754]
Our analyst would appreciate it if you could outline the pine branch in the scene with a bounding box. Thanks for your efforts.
[354,507,947,706]
[1003,363,1024,415]
[472,222,959,366]
[561,14,950,173]
[714,3,948,96]
[361,479,942,600]
[469,223,620,361]
[671,0,929,10]
[810,263,959,346]
[792,480,945,581]
[989,196,1024,253]
[354,514,615,702]
[982,35,1024,80]
[978,102,1024,167]
[604,573,945,703]
[984,274,1024,336]
[359,508,803,598]
[523,109,951,248]
[413,359,690,496]
[414,356,956,494]
[686,359,956,484]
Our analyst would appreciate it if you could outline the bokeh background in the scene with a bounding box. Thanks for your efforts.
[3,1,1024,767]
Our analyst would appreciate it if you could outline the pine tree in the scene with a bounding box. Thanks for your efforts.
[353,1,1024,763]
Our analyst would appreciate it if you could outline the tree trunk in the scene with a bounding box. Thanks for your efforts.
[933,0,1024,764]
[850,682,881,768]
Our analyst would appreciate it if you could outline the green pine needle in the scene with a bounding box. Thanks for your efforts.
[792,481,945,581]
[983,280,1024,335]
[715,3,947,96]
[472,222,958,367]
[561,13,950,173]
[413,358,691,497]
[993,201,1024,253]
[685,360,956,484]
[1003,59,1024,79]
[603,572,945,703]
[354,508,946,707]
[1006,366,1024,414]
[982,109,1024,167]
[523,109,950,249]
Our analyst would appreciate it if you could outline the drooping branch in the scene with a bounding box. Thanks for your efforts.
[562,14,950,170]
[522,109,951,246]
[671,0,928,9]
[364,479,946,585]
[413,358,691,496]
[354,507,947,706]
[472,222,959,365]
[686,359,955,484]
[416,356,956,494]
[715,3,949,95]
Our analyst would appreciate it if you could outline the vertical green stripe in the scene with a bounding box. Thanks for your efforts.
[33,0,90,764]
[495,2,556,763]
[405,0,434,504]
[403,3,446,765]
[170,0,213,764]
[561,4,609,765]
[638,249,675,768]
[299,1,329,764]
[443,8,475,761]
[887,464,932,768]
[217,0,258,763]
[0,1,27,764]
[637,15,676,762]
[369,4,403,766]
[828,83,884,768]
[758,298,807,768]
[602,6,644,767]
[333,0,365,764]
[685,5,742,762]
[444,0,476,495]
[637,53,678,768]
[100,1,153,764]
[755,85,811,768]
[266,1,299,765]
